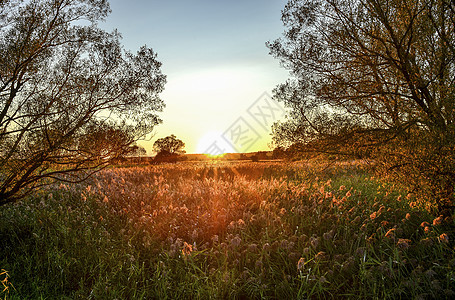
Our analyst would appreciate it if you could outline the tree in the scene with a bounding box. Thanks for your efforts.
[272,146,286,159]
[0,0,166,204]
[268,0,455,212]
[129,145,147,157]
[152,135,185,163]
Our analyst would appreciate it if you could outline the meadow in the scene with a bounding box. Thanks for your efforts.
[1,160,454,299]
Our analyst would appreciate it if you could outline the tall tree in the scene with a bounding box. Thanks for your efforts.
[268,0,455,212]
[0,0,166,204]
[153,134,185,156]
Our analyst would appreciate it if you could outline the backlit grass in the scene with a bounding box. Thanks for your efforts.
[1,160,454,299]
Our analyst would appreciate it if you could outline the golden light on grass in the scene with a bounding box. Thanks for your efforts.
[203,153,226,160]
[3,160,454,298]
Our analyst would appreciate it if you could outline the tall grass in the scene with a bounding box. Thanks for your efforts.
[1,160,454,299]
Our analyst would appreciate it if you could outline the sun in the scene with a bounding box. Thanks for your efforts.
[196,131,233,155]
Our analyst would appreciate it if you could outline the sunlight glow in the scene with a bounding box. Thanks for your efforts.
[196,131,234,155]
[204,153,227,160]
[149,63,287,154]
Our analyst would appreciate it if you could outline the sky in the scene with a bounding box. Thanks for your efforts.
[100,0,290,154]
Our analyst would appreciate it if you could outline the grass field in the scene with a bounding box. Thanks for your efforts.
[1,160,454,299]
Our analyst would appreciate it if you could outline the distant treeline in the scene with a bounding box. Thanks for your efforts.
[113,151,286,165]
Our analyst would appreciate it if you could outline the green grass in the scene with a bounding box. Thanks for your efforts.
[1,160,454,299]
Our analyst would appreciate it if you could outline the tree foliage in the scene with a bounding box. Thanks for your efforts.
[268,0,455,212]
[128,144,147,157]
[152,134,185,163]
[0,0,166,204]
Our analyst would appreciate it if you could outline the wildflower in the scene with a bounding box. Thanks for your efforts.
[182,241,193,256]
[385,228,396,239]
[339,185,346,191]
[248,244,258,252]
[315,251,327,261]
[420,221,430,228]
[433,216,444,226]
[228,221,236,230]
[370,212,377,220]
[319,185,325,195]
[310,236,320,249]
[405,213,411,220]
[397,238,411,249]
[303,247,310,255]
[345,190,352,198]
[211,235,219,244]
[424,226,431,234]
[299,234,308,243]
[230,235,242,248]
[180,205,189,214]
[279,207,286,215]
[439,233,449,244]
